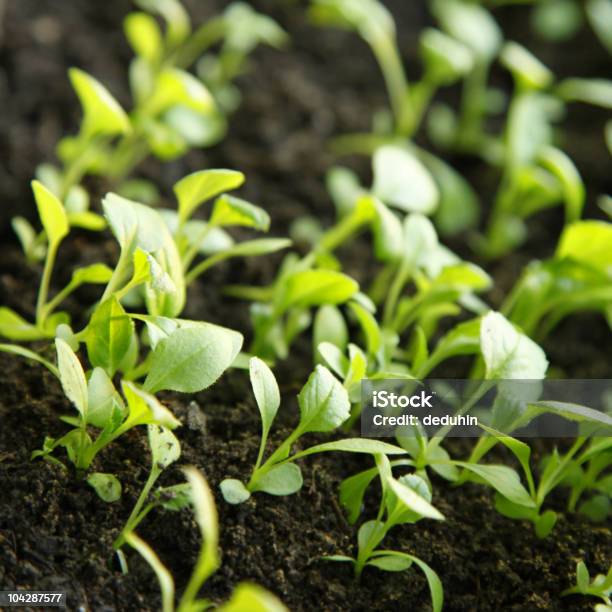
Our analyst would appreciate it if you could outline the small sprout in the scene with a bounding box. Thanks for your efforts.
[125,467,287,611]
[221,359,405,503]
[562,561,612,607]
[331,455,444,611]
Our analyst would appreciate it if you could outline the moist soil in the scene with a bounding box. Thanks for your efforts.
[0,1,611,611]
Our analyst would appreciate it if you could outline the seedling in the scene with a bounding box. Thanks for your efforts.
[562,561,612,608]
[329,455,444,612]
[35,1,286,203]
[114,425,186,551]
[503,220,612,340]
[125,466,288,611]
[220,358,406,504]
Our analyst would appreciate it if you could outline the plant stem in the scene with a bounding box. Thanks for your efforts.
[114,466,161,550]
[101,246,133,303]
[383,258,412,329]
[36,240,60,329]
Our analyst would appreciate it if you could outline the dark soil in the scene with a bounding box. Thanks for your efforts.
[0,1,610,611]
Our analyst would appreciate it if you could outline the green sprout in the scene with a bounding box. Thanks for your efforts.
[220,358,406,504]
[329,455,444,612]
[562,561,612,609]
[503,220,612,340]
[125,466,288,612]
[30,1,286,205]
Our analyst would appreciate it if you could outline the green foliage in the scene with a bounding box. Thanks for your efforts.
[563,561,612,607]
[221,360,405,503]
[330,455,444,611]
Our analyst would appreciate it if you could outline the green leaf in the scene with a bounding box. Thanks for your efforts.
[72,263,114,285]
[372,146,438,214]
[420,28,473,84]
[478,424,532,484]
[212,237,291,259]
[422,152,480,236]
[182,467,219,587]
[538,147,584,222]
[367,555,413,572]
[317,342,349,379]
[432,0,501,62]
[313,305,348,358]
[349,302,382,356]
[0,307,47,341]
[55,338,88,419]
[500,41,553,90]
[173,168,244,224]
[507,92,555,168]
[455,462,536,508]
[527,401,612,430]
[218,583,288,612]
[87,367,124,428]
[220,479,251,505]
[87,473,122,502]
[31,180,68,246]
[102,193,168,253]
[69,68,130,136]
[557,220,612,273]
[250,357,280,441]
[124,532,175,612]
[282,270,358,309]
[423,318,481,374]
[296,366,351,434]
[144,324,243,393]
[68,211,107,231]
[0,345,58,379]
[577,561,591,591]
[122,381,181,429]
[372,199,403,262]
[480,311,548,379]
[433,263,491,292]
[535,510,558,538]
[340,467,378,524]
[494,493,536,520]
[124,12,163,62]
[587,0,612,55]
[85,297,134,377]
[12,216,45,261]
[210,195,270,231]
[149,425,181,469]
[557,78,612,109]
[292,438,407,461]
[148,68,215,115]
[387,476,444,520]
[251,463,303,496]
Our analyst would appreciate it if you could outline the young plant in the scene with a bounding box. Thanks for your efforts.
[220,358,406,504]
[114,424,186,552]
[125,466,288,612]
[1,181,109,343]
[562,561,612,610]
[34,1,286,203]
[329,455,444,612]
[503,220,612,340]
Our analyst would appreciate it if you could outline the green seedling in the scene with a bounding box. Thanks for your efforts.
[32,304,243,472]
[503,220,612,340]
[32,338,181,472]
[125,466,288,612]
[114,425,186,552]
[310,0,474,144]
[563,561,612,609]
[548,437,612,522]
[1,181,109,343]
[35,1,286,203]
[220,358,406,504]
[329,455,443,612]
